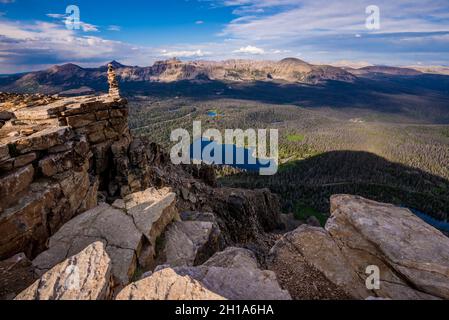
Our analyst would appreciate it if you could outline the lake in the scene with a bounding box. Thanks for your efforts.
[190,138,276,173]
[411,209,449,233]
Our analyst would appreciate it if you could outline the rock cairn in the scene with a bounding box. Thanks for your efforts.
[108,63,120,97]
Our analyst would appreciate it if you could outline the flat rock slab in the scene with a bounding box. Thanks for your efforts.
[32,203,144,286]
[13,126,72,153]
[33,187,179,286]
[167,247,290,300]
[16,242,112,300]
[327,195,449,299]
[172,265,291,300]
[267,225,367,300]
[116,268,225,300]
[118,247,289,300]
[14,101,69,121]
[268,195,449,300]
[203,247,259,270]
[118,187,179,267]
[162,220,221,267]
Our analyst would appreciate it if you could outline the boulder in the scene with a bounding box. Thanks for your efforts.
[209,188,282,244]
[32,203,144,286]
[203,247,259,270]
[267,225,368,299]
[16,242,112,300]
[327,195,449,300]
[33,187,179,286]
[165,247,291,300]
[118,246,290,301]
[116,268,225,300]
[161,220,221,267]
[268,195,449,300]
[122,188,179,267]
[171,266,290,300]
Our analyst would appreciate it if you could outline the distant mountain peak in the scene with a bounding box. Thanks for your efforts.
[107,60,126,68]
[49,63,83,73]
[279,57,310,65]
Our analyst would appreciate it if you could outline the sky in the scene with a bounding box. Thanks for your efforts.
[0,0,449,73]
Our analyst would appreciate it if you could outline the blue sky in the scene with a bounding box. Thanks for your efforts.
[0,0,449,73]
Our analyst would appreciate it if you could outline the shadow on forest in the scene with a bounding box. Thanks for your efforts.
[219,150,449,228]
[121,73,449,124]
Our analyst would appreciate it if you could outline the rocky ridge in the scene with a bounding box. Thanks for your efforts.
[0,67,285,298]
[268,195,449,300]
[0,58,356,94]
[1,67,449,300]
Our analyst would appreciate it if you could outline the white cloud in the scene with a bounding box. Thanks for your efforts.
[233,45,265,54]
[195,20,204,25]
[46,13,99,32]
[2,0,449,72]
[0,19,144,73]
[80,22,98,32]
[46,13,66,19]
[108,25,121,31]
[220,0,449,41]
[161,49,211,58]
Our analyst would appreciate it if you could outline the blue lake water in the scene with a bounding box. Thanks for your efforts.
[190,138,275,172]
[410,209,449,233]
[207,111,218,117]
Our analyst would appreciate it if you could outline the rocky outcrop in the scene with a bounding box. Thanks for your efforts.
[267,225,365,300]
[0,88,283,279]
[208,188,282,245]
[118,247,290,300]
[327,195,449,300]
[16,242,112,300]
[119,137,283,248]
[0,58,356,94]
[0,92,130,260]
[0,68,288,300]
[119,187,179,244]
[160,220,222,267]
[268,195,449,300]
[32,188,177,286]
[116,268,226,300]
[32,203,143,286]
[168,248,290,300]
[202,247,259,270]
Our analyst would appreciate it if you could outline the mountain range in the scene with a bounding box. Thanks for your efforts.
[1,57,443,95]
